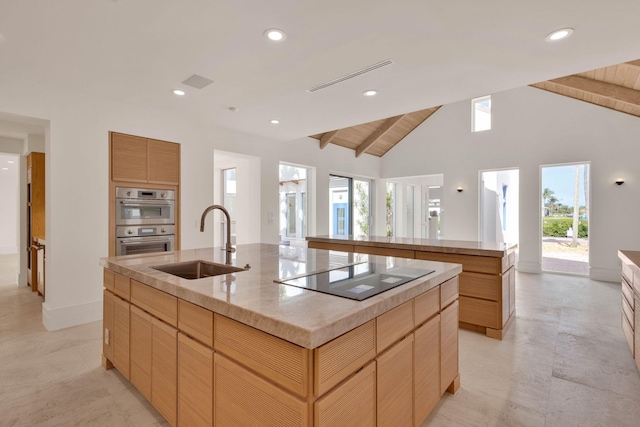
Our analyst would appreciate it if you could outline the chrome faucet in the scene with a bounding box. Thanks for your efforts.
[200,205,236,265]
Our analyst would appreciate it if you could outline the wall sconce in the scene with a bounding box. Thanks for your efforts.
[456,186,463,192]
[615,179,624,185]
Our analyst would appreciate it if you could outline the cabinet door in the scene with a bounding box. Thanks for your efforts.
[113,295,131,380]
[178,333,213,427]
[214,353,309,426]
[103,290,115,362]
[130,305,152,400]
[441,300,459,395]
[152,318,177,426]
[635,296,640,372]
[148,139,180,185]
[414,314,440,426]
[315,361,376,427]
[377,333,414,427]
[111,133,148,183]
[509,267,516,316]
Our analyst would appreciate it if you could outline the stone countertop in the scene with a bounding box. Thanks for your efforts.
[307,235,517,257]
[100,243,461,349]
[619,250,640,269]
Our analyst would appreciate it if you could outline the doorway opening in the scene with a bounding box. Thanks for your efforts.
[541,163,590,275]
[479,169,519,248]
[0,152,19,287]
[329,175,371,238]
[279,163,311,246]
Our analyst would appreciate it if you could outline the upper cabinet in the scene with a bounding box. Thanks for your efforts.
[111,132,180,185]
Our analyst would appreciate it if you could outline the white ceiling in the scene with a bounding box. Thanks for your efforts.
[1,0,640,142]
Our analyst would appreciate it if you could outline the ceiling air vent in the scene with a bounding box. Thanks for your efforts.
[307,59,395,93]
[182,74,214,89]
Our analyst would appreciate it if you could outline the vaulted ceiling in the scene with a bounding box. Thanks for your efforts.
[531,60,640,117]
[311,59,640,158]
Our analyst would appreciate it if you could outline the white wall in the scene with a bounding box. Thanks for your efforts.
[0,75,380,330]
[382,86,640,281]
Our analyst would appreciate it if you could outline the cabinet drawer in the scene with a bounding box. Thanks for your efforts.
[103,269,115,292]
[459,296,499,329]
[113,272,131,301]
[622,312,634,357]
[622,278,635,309]
[178,299,214,347]
[441,276,459,308]
[376,301,414,353]
[314,319,375,397]
[354,245,414,259]
[415,251,502,274]
[623,296,634,330]
[314,361,376,427]
[214,353,309,427]
[414,286,439,326]
[214,314,310,398]
[459,272,499,301]
[308,241,354,252]
[622,262,634,286]
[130,280,177,327]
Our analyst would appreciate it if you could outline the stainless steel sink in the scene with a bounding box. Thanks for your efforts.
[151,260,247,280]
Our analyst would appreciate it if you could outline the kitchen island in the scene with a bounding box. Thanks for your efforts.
[307,235,517,340]
[100,243,461,426]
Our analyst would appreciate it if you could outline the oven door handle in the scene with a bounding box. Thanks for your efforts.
[119,200,174,206]
[119,236,174,244]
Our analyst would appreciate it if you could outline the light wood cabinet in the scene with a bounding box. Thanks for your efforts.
[151,318,178,426]
[113,294,131,380]
[414,314,440,426]
[27,152,45,293]
[111,132,180,185]
[377,333,414,426]
[130,305,152,400]
[103,290,115,364]
[178,333,213,427]
[307,239,515,340]
[103,267,459,426]
[314,361,376,427]
[441,300,459,395]
[214,353,309,426]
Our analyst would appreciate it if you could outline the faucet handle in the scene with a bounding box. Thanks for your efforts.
[228,246,236,253]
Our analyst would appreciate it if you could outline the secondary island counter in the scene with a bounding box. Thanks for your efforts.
[618,250,640,373]
[307,235,517,340]
[100,243,462,426]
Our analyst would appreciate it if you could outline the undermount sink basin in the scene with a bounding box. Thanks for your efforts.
[151,260,247,280]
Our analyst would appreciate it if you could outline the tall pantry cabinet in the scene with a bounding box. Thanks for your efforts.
[27,152,45,296]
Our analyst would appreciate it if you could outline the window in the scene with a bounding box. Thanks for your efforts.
[386,182,395,237]
[472,95,491,132]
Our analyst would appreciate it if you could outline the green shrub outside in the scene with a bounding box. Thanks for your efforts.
[542,217,588,238]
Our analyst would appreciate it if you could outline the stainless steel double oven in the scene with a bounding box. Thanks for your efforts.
[115,187,175,256]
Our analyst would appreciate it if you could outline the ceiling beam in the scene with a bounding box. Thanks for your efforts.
[319,130,340,149]
[549,75,640,106]
[625,59,640,68]
[355,114,405,158]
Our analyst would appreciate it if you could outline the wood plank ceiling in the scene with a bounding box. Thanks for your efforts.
[311,60,640,158]
[309,106,440,158]
[531,59,640,117]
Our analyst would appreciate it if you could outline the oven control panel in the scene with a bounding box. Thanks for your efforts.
[116,225,175,238]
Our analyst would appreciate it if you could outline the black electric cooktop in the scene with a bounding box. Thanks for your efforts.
[277,263,435,301]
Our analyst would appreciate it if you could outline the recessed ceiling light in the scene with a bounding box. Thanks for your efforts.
[172,89,186,96]
[270,119,280,124]
[7,160,15,164]
[1,167,8,171]
[545,28,574,42]
[363,90,378,97]
[264,28,286,42]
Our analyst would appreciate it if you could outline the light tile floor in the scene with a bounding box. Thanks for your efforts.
[1,254,639,426]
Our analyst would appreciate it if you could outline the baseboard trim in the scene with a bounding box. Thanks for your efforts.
[517,260,541,273]
[42,300,102,331]
[589,267,620,283]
